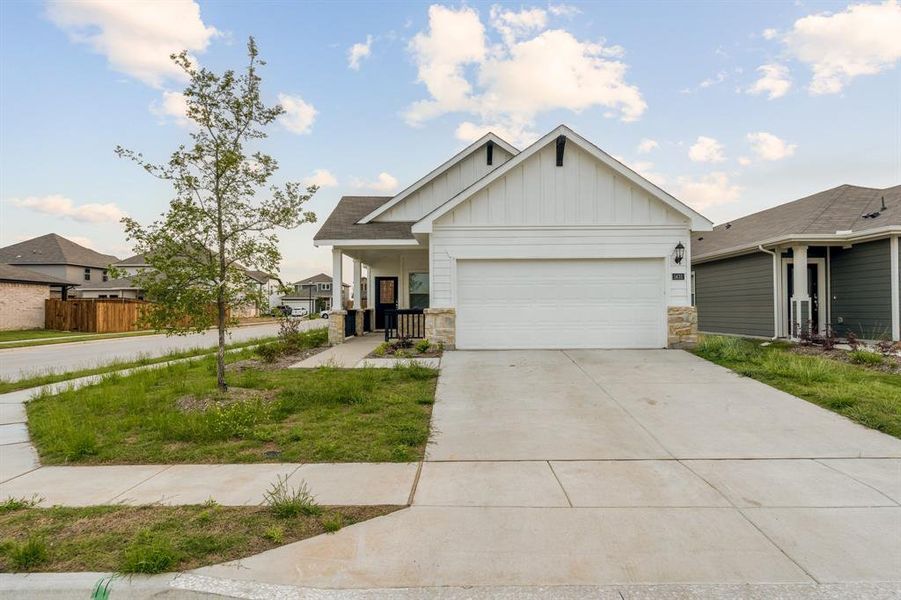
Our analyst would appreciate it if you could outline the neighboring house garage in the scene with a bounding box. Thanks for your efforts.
[0,263,75,330]
[314,125,713,350]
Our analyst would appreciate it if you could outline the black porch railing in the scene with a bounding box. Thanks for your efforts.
[345,309,357,337]
[363,309,372,333]
[385,309,425,341]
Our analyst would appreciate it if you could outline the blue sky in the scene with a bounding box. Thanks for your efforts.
[1,1,899,281]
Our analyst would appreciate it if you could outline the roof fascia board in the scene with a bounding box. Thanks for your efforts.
[313,239,420,248]
[413,125,714,233]
[693,226,901,263]
[358,133,519,224]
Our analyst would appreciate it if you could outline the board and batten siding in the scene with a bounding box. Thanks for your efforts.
[376,145,514,222]
[693,252,775,338]
[831,238,893,339]
[429,142,692,308]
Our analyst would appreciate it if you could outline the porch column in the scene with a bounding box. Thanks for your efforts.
[791,245,810,338]
[331,248,343,310]
[363,265,372,310]
[353,259,362,310]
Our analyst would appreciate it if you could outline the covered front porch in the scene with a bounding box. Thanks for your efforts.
[325,244,453,347]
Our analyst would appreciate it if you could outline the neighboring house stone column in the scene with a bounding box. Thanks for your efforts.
[791,245,810,338]
[667,306,698,348]
[328,310,347,345]
[425,308,456,349]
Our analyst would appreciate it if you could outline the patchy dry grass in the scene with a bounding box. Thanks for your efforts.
[0,503,399,573]
[694,335,901,439]
[26,329,437,464]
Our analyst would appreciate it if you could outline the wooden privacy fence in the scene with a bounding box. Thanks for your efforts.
[45,298,151,333]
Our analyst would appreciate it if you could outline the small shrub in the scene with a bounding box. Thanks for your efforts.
[875,339,900,356]
[845,331,860,349]
[263,525,285,543]
[849,350,884,366]
[392,337,414,350]
[0,495,41,513]
[263,475,321,518]
[4,536,49,570]
[372,342,390,357]
[255,344,280,363]
[119,533,179,574]
[414,339,431,354]
[321,513,344,533]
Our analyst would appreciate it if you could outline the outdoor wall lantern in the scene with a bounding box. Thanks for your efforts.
[673,242,685,264]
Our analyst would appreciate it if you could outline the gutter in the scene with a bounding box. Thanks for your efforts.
[694,226,901,265]
[758,245,780,340]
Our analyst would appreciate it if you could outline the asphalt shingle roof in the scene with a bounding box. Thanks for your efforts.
[313,197,415,241]
[78,277,140,290]
[0,263,76,285]
[692,184,901,260]
[0,234,119,268]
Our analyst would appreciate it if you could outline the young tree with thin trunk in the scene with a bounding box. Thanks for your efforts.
[117,38,316,392]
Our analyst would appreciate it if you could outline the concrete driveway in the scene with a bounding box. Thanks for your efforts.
[197,350,901,594]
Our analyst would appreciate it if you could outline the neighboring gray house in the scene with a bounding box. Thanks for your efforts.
[281,273,349,314]
[0,233,119,298]
[692,184,900,341]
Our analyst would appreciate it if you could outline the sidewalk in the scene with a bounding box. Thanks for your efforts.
[290,334,441,369]
[0,340,422,507]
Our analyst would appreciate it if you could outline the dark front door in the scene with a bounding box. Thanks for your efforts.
[787,263,820,332]
[374,277,398,330]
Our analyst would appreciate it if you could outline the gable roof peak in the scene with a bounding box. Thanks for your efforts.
[356,132,519,225]
[412,124,714,232]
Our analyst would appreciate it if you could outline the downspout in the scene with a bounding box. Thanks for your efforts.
[758,245,780,339]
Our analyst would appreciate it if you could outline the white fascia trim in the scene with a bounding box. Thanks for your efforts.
[357,133,520,224]
[412,124,714,234]
[693,226,901,264]
[313,239,421,248]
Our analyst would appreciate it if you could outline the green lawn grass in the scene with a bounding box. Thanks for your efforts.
[0,329,163,349]
[0,502,398,573]
[26,341,438,464]
[694,335,901,439]
[0,329,87,342]
[0,336,282,394]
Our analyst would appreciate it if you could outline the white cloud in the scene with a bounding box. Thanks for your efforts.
[761,28,779,40]
[454,120,540,147]
[688,136,726,163]
[637,138,658,154]
[347,35,373,70]
[490,5,548,45]
[699,70,727,88]
[277,93,317,134]
[785,0,901,95]
[548,4,581,18]
[10,194,126,224]
[405,4,646,145]
[738,156,752,166]
[302,169,338,188]
[748,63,792,99]
[45,0,218,88]
[150,90,190,126]
[353,172,399,193]
[747,131,797,161]
[674,172,742,210]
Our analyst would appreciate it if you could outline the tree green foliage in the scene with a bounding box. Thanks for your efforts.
[115,38,315,390]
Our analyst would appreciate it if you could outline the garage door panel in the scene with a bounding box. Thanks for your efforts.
[456,259,665,349]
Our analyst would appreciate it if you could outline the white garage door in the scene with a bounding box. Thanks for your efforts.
[456,258,666,349]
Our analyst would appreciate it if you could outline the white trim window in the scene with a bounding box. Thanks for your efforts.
[319,282,331,291]
[409,272,430,309]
